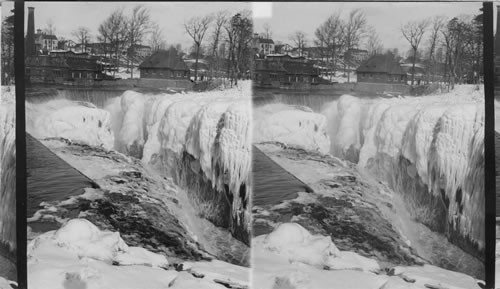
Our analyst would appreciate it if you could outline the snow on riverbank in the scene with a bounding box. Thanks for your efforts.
[0,86,16,253]
[28,218,248,289]
[253,222,481,289]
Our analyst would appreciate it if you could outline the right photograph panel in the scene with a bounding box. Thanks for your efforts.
[251,2,485,288]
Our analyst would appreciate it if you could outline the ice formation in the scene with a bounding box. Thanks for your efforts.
[252,222,482,289]
[255,85,484,255]
[0,86,16,252]
[28,82,252,244]
[321,86,485,252]
[26,99,114,149]
[253,103,330,154]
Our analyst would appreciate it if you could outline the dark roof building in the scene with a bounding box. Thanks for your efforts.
[26,55,105,84]
[356,53,407,84]
[253,57,320,87]
[139,49,190,79]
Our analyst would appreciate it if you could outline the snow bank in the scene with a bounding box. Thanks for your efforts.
[254,223,379,272]
[321,85,484,251]
[26,99,114,149]
[28,218,238,289]
[0,86,16,252]
[253,223,481,289]
[253,103,330,154]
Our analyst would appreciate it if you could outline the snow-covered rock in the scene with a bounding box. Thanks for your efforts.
[252,222,481,289]
[254,223,379,272]
[28,218,247,289]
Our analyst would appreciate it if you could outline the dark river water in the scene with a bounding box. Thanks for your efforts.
[26,134,97,218]
[252,146,311,207]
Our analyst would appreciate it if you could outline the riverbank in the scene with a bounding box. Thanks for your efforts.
[252,143,484,288]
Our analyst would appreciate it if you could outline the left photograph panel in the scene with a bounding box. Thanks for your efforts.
[0,1,17,288]
[24,2,251,289]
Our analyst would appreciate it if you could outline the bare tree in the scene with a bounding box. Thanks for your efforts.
[149,23,166,52]
[343,9,366,82]
[440,15,481,89]
[401,19,429,85]
[126,5,151,78]
[209,11,228,79]
[98,9,129,77]
[44,18,56,35]
[224,11,253,85]
[184,15,212,81]
[365,26,384,56]
[72,26,91,53]
[426,16,446,82]
[315,13,345,79]
[290,31,307,56]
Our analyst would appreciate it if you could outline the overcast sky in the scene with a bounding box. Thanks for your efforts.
[25,2,250,50]
[254,2,483,55]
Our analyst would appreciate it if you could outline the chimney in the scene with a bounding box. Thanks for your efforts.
[26,7,36,56]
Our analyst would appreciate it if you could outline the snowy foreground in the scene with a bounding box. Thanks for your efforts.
[254,222,481,289]
[255,85,485,254]
[29,219,248,289]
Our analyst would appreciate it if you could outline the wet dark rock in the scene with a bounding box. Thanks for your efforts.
[213,279,248,289]
[191,272,205,278]
[173,263,184,271]
[81,192,211,262]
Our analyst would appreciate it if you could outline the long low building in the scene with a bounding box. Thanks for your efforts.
[25,54,106,84]
[253,54,321,88]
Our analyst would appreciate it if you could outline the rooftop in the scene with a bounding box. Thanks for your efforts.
[139,49,189,71]
[356,53,404,75]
